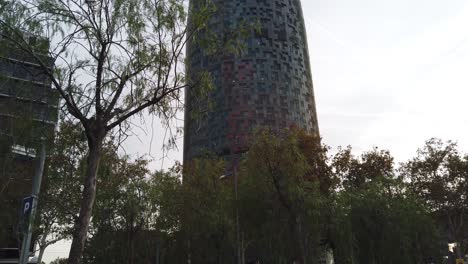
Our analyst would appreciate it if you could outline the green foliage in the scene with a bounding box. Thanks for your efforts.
[39,120,87,228]
[238,128,330,263]
[236,130,445,264]
[50,258,68,264]
[83,153,155,263]
[331,178,443,264]
[402,138,468,257]
[329,147,444,264]
[34,126,452,264]
[32,120,91,261]
[84,157,185,264]
[332,146,394,191]
[182,157,235,264]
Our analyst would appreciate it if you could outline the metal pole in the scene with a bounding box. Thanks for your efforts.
[19,140,46,264]
[234,165,241,264]
[31,141,46,197]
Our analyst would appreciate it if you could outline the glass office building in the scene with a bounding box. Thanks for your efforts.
[0,33,58,253]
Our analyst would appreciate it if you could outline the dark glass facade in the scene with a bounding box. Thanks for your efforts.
[184,0,319,161]
[0,34,58,250]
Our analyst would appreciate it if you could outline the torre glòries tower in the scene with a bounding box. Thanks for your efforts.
[184,0,319,162]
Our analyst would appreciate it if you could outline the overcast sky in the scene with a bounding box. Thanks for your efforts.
[303,0,468,161]
[43,0,468,262]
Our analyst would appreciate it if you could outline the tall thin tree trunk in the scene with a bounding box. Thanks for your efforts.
[68,137,103,264]
[155,241,160,264]
[37,227,49,264]
[241,234,245,264]
[187,240,192,264]
[37,245,46,264]
[455,240,463,260]
[130,225,135,264]
[296,216,308,264]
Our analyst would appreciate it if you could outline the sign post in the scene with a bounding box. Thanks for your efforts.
[22,196,34,220]
[19,196,36,264]
[19,141,46,264]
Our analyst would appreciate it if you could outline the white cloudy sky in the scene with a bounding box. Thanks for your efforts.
[42,0,468,262]
[303,0,468,161]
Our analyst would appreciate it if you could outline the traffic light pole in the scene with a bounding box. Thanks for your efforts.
[19,141,46,264]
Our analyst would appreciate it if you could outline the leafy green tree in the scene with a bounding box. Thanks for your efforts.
[330,147,443,264]
[33,119,183,264]
[146,167,186,264]
[402,138,468,259]
[331,146,394,191]
[332,178,443,264]
[0,0,216,262]
[82,156,233,264]
[239,128,330,264]
[182,157,235,264]
[83,153,156,264]
[35,120,87,264]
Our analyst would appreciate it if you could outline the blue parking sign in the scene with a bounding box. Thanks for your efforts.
[22,196,34,219]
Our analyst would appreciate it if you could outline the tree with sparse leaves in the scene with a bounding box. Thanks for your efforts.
[0,0,216,262]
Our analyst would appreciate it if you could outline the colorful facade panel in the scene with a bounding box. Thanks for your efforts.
[185,0,319,161]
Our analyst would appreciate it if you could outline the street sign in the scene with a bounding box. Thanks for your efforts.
[21,196,34,220]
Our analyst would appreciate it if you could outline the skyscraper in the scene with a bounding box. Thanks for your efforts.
[184,0,319,162]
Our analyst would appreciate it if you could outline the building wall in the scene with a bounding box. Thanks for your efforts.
[0,36,58,248]
[184,0,319,162]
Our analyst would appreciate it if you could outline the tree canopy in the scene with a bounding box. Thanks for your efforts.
[33,126,461,264]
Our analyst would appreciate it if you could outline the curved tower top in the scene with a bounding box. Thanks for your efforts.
[184,0,319,162]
